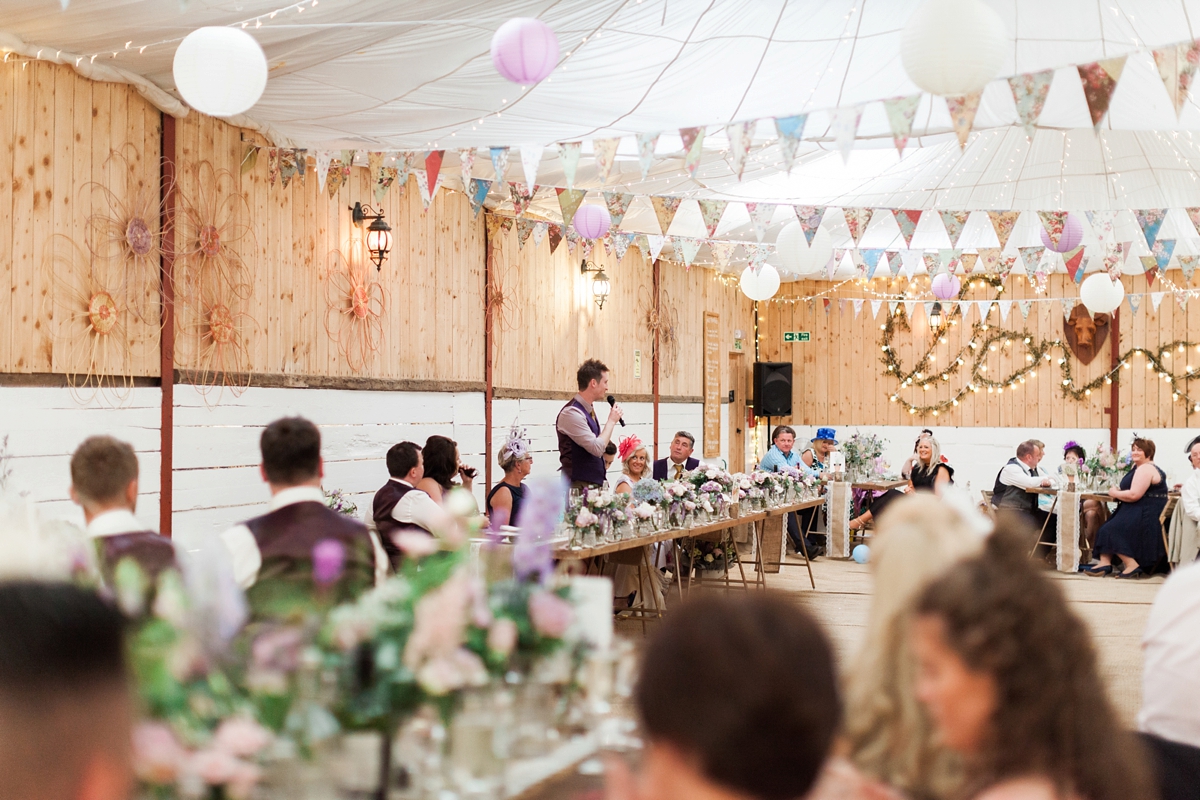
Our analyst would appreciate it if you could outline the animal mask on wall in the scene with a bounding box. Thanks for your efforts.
[1064,304,1110,365]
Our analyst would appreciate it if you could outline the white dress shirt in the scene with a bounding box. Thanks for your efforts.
[1139,560,1200,748]
[387,478,449,532]
[1181,468,1200,523]
[998,460,1057,490]
[86,508,151,538]
[221,486,388,589]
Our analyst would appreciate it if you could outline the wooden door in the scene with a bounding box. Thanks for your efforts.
[728,351,747,473]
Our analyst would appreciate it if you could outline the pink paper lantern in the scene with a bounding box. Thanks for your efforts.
[1039,212,1084,253]
[491,18,559,85]
[573,205,611,239]
[931,272,961,300]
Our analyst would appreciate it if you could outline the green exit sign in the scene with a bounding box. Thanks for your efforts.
[783,331,811,343]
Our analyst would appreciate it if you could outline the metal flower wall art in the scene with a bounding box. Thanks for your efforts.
[83,145,167,325]
[175,161,253,306]
[177,298,254,402]
[47,237,135,405]
[641,285,680,379]
[324,250,386,372]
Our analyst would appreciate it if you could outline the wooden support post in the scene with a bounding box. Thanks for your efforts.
[1108,307,1120,450]
[652,258,661,461]
[159,114,177,537]
[484,225,494,493]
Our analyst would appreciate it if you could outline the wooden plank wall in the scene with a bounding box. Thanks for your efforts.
[489,226,752,401]
[759,273,1200,430]
[0,61,161,376]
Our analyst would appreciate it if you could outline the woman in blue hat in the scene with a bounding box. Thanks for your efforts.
[801,428,838,472]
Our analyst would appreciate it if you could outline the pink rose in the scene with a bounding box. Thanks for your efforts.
[487,618,518,657]
[212,716,272,758]
[393,530,439,558]
[528,591,573,638]
[132,722,187,784]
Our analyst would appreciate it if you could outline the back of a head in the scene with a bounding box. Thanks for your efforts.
[71,436,139,508]
[636,593,840,800]
[261,417,321,486]
[0,581,131,800]
[386,441,422,478]
[916,519,1152,800]
[422,435,459,487]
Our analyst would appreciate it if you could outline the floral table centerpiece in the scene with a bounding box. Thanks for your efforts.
[841,431,887,482]
[661,479,698,528]
[686,466,735,521]
[1085,443,1131,491]
[631,478,666,532]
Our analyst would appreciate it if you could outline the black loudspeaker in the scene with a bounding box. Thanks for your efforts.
[753,361,793,416]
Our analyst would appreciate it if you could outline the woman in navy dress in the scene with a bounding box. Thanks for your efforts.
[1084,438,1168,579]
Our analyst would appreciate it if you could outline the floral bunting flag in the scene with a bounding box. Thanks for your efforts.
[902,249,922,278]
[1185,207,1200,235]
[746,202,776,242]
[708,240,736,268]
[327,152,351,198]
[396,152,417,192]
[998,300,1013,322]
[725,120,756,179]
[1032,270,1049,293]
[368,152,397,202]
[279,148,299,188]
[1018,299,1033,319]
[531,222,547,249]
[676,236,702,268]
[510,183,537,216]
[987,210,1021,249]
[1087,209,1120,246]
[774,114,807,172]
[830,249,846,279]
[871,299,883,319]
[697,199,729,237]
[1178,254,1198,281]
[945,93,982,150]
[831,105,864,163]
[602,191,633,228]
[748,242,773,268]
[886,250,903,276]
[679,126,707,177]
[853,298,864,318]
[793,206,826,245]
[893,209,922,247]
[1061,297,1076,319]
[646,234,667,261]
[1103,241,1126,278]
[612,231,634,262]
[939,210,970,247]
[1134,209,1167,248]
[998,255,1017,282]
[268,148,279,186]
[1018,246,1045,274]
[424,150,444,189]
[468,178,491,218]
[556,188,586,229]
[939,249,962,274]
[557,142,582,189]
[633,233,649,260]
[593,138,620,184]
[1063,246,1087,283]
[489,146,509,183]
[519,146,541,192]
[580,237,594,258]
[414,169,443,210]
[1128,294,1142,316]
[923,251,941,276]
[1037,211,1070,248]
[1007,70,1055,138]
[851,248,868,277]
[548,223,563,254]
[314,150,333,192]
[636,132,660,179]
[1152,41,1200,117]
[1150,291,1165,312]
[1178,292,1189,312]
[515,217,534,249]
[960,252,979,273]
[458,148,475,189]
[1151,238,1176,271]
[294,149,308,184]
[843,207,873,245]
[1078,57,1127,130]
[651,195,682,235]
[602,234,613,256]
[861,249,884,279]
[977,247,1001,273]
[882,94,922,155]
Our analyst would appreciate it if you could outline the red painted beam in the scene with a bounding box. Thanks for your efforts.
[159,115,177,537]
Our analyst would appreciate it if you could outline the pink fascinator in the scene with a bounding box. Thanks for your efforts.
[617,435,642,462]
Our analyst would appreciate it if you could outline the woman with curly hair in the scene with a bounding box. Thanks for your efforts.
[913,518,1153,800]
[417,435,475,503]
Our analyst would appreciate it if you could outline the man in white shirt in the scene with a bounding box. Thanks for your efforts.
[991,440,1057,553]
[69,435,177,585]
[371,441,449,569]
[1174,439,1200,564]
[221,417,387,593]
[1138,559,1200,795]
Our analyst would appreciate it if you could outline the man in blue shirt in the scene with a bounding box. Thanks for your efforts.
[758,426,823,558]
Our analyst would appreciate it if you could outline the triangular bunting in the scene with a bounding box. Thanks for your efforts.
[646,234,667,262]
[1152,238,1176,271]
[1177,292,1189,311]
[939,249,962,274]
[888,300,900,316]
[923,251,942,276]
[998,300,1012,322]
[1151,291,1165,312]
[636,133,660,179]
[414,169,443,210]
[853,299,864,318]
[725,121,756,179]
[893,209,922,247]
[424,150,444,189]
[1178,254,1198,281]
[1063,246,1086,283]
[593,138,620,184]
[327,151,351,198]
[831,105,863,163]
[519,145,541,192]
[314,150,333,192]
[1019,246,1046,273]
[548,224,563,254]
[531,221,548,249]
[976,247,1001,273]
[843,207,874,245]
[886,250,903,276]
[1152,41,1200,117]
[1128,294,1141,315]
[468,178,491,218]
[679,126,706,177]
[557,142,582,189]
[1018,300,1032,319]
[960,252,979,273]
[903,300,917,318]
[1007,70,1054,138]
[651,196,682,235]
[602,191,633,228]
[871,299,883,319]
[458,148,475,190]
[979,300,994,319]
[793,206,826,245]
[557,188,587,230]
[987,211,1021,250]
[676,236,702,268]
[1134,209,1167,249]
[1061,297,1076,319]
[1185,207,1200,236]
[1078,57,1127,130]
[746,202,777,242]
[515,218,534,249]
[1037,211,1070,248]
[774,114,807,172]
[882,94,922,155]
[861,249,884,279]
[946,92,982,150]
[510,183,537,217]
[369,152,398,202]
[697,199,729,237]
[612,231,633,262]
[939,210,971,247]
[490,146,509,183]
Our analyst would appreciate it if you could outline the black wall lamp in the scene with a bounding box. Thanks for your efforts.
[351,202,393,271]
[579,258,611,309]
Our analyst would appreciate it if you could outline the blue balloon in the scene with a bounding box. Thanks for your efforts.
[852,544,871,564]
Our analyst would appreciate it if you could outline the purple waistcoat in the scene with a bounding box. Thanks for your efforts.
[96,532,177,585]
[372,480,429,569]
[244,501,374,586]
[557,398,606,486]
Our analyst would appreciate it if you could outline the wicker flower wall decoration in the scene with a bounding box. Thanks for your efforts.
[83,145,167,325]
[46,237,135,405]
[176,296,254,402]
[641,286,680,379]
[175,160,253,306]
[485,247,523,334]
[324,250,386,373]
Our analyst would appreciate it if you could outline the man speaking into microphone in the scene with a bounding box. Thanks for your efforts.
[556,358,624,489]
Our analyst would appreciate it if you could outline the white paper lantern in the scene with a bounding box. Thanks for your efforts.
[901,0,1007,97]
[173,27,268,117]
[740,264,781,301]
[1079,273,1125,315]
[794,226,833,275]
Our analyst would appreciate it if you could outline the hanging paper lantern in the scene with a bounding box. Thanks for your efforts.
[740,264,781,301]
[491,18,559,85]
[775,221,807,273]
[1039,213,1084,253]
[901,0,1007,96]
[931,272,961,300]
[1079,273,1125,315]
[794,226,834,275]
[173,27,268,117]
[573,204,611,239]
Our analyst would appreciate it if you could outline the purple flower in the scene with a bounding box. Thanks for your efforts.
[513,474,566,584]
[700,480,721,493]
[312,539,345,587]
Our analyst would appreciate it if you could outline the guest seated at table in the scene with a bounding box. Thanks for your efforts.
[616,434,650,493]
[417,434,475,504]
[372,441,448,569]
[1137,558,1200,800]
[222,417,384,595]
[653,431,699,480]
[1060,442,1109,563]
[607,435,663,611]
[1168,438,1200,564]
[1084,438,1168,579]
[603,441,618,477]
[914,522,1153,800]
[900,429,949,480]
[69,435,177,587]
[0,582,133,800]
[844,493,985,800]
[760,425,823,558]
[849,436,952,531]
[604,593,840,800]
[486,424,533,528]
[989,440,1057,547]
[801,427,838,472]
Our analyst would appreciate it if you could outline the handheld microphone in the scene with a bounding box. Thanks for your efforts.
[606,395,626,426]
